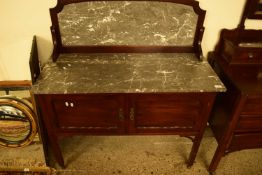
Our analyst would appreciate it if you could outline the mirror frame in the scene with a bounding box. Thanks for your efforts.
[239,0,262,28]
[247,0,262,19]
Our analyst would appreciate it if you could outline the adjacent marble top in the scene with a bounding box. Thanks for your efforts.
[239,42,262,48]
[32,53,225,94]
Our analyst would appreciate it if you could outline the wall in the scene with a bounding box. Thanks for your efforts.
[0,0,261,80]
[0,0,55,80]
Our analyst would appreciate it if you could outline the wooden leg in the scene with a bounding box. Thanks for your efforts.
[188,93,217,167]
[35,96,65,168]
[48,134,65,168]
[187,135,202,167]
[209,96,246,172]
[208,143,227,172]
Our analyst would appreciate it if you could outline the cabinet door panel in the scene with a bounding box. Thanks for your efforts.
[129,94,207,133]
[50,94,125,132]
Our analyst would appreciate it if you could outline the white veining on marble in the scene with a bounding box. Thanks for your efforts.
[58,1,197,46]
[33,53,226,94]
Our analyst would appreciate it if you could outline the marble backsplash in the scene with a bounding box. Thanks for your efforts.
[58,1,197,46]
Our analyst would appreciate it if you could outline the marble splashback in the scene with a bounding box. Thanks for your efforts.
[32,53,225,94]
[58,1,197,46]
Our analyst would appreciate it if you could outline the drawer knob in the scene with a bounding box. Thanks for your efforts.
[248,53,254,59]
[70,102,74,107]
[65,102,69,107]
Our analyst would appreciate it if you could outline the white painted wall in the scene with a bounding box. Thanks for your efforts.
[0,0,261,80]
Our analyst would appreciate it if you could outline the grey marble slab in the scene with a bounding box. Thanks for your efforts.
[58,1,197,46]
[32,53,225,94]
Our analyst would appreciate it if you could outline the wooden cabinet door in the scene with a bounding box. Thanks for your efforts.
[37,94,125,134]
[128,93,211,134]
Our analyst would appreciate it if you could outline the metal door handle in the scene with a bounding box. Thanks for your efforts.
[119,108,124,121]
[130,108,135,121]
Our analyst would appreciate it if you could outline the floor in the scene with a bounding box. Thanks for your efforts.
[48,128,262,175]
[0,138,48,174]
[0,128,262,174]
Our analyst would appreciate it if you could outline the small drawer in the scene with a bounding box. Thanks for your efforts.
[231,52,262,64]
[222,39,262,65]
[229,132,262,151]
[241,96,262,115]
[238,52,260,60]
[236,115,262,131]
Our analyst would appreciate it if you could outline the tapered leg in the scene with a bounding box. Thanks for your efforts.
[209,96,246,172]
[48,134,65,168]
[35,96,65,167]
[187,135,202,167]
[188,93,217,167]
[208,144,226,172]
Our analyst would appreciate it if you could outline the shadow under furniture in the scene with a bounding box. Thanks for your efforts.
[31,0,225,168]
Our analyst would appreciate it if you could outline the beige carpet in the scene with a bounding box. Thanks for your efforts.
[0,139,48,174]
[49,128,262,175]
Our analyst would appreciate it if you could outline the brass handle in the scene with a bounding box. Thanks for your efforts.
[119,108,124,121]
[130,108,135,121]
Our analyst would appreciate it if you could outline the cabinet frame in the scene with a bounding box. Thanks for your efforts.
[35,92,216,167]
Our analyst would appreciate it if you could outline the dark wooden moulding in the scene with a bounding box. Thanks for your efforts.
[31,0,222,169]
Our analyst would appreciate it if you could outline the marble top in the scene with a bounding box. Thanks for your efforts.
[58,1,197,46]
[32,53,225,94]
